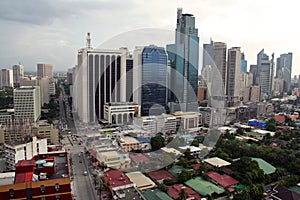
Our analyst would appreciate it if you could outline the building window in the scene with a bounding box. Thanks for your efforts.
[55,183,60,192]
[56,194,60,200]
[9,189,14,199]
[40,185,45,194]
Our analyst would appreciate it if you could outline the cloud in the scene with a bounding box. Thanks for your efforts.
[0,0,136,25]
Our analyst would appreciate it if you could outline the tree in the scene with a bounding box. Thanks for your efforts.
[191,139,199,147]
[266,122,276,132]
[163,178,175,186]
[178,170,194,183]
[178,189,188,200]
[158,183,168,192]
[151,136,165,151]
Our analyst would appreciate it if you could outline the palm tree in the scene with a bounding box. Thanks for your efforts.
[178,189,188,200]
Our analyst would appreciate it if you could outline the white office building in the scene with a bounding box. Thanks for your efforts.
[73,33,127,123]
[12,64,24,87]
[14,86,41,122]
[4,136,47,170]
[0,69,13,88]
[104,102,140,124]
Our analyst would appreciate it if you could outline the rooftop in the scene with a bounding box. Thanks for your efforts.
[121,137,140,144]
[126,171,156,191]
[130,153,150,164]
[207,171,239,188]
[204,157,231,168]
[0,172,15,186]
[185,177,225,196]
[252,157,276,175]
[114,186,146,200]
[142,189,172,200]
[104,170,133,189]
[168,184,201,200]
[148,170,177,182]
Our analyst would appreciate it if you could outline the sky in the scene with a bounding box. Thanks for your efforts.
[0,0,299,76]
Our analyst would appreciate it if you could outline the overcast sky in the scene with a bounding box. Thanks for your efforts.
[0,0,299,76]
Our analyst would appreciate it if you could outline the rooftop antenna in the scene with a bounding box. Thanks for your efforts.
[86,32,91,49]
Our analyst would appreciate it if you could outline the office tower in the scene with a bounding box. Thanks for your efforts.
[249,65,258,85]
[73,33,127,123]
[203,39,214,68]
[167,8,199,113]
[0,69,13,88]
[243,85,260,103]
[212,42,227,90]
[257,50,274,100]
[14,86,41,122]
[37,77,50,106]
[126,56,133,102]
[37,64,53,79]
[226,47,242,105]
[241,52,247,73]
[133,45,168,116]
[276,53,293,92]
[12,64,24,87]
[67,68,73,85]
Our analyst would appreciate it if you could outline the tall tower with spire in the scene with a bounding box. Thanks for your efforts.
[167,8,199,113]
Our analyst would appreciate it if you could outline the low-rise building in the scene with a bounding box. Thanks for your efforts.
[126,171,156,191]
[96,151,130,169]
[4,136,47,171]
[0,152,72,200]
[119,137,141,152]
[36,120,59,145]
[104,102,141,124]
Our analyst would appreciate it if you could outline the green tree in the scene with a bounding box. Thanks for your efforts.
[178,189,188,200]
[178,170,194,183]
[266,122,276,132]
[151,136,165,151]
[191,139,199,147]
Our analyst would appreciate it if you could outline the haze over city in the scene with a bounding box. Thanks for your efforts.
[0,0,299,76]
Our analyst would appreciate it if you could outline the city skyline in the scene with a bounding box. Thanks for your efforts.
[0,0,299,76]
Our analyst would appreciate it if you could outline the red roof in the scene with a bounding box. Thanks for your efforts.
[104,170,132,188]
[15,172,34,184]
[148,170,177,182]
[274,114,286,123]
[130,153,150,164]
[168,184,201,199]
[16,160,35,167]
[207,171,239,188]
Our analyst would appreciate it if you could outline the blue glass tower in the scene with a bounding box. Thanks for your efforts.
[167,8,199,113]
[141,45,167,116]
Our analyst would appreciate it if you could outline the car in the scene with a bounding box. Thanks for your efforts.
[79,160,82,163]
[83,171,88,176]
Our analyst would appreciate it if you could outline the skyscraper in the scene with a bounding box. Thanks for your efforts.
[167,8,199,113]
[73,33,127,123]
[133,45,167,116]
[12,64,24,87]
[257,50,274,100]
[276,53,293,92]
[203,39,214,68]
[241,52,247,73]
[213,42,227,90]
[14,86,41,122]
[37,64,53,79]
[226,47,242,104]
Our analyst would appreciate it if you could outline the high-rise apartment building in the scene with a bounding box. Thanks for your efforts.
[226,47,242,104]
[276,53,293,92]
[133,45,167,116]
[0,69,13,88]
[13,86,41,122]
[73,33,127,122]
[12,64,24,87]
[37,64,53,79]
[167,8,199,113]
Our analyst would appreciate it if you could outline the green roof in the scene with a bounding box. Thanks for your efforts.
[168,165,194,178]
[234,183,246,191]
[142,189,173,200]
[233,157,276,175]
[289,186,300,195]
[185,177,225,196]
[252,158,276,175]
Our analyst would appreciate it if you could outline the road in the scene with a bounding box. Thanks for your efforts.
[58,84,98,200]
